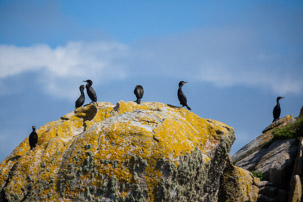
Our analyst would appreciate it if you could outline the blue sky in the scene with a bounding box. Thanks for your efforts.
[0,0,302,161]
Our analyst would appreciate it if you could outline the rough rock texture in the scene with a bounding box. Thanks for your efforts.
[288,137,303,202]
[233,115,303,202]
[234,148,268,171]
[288,175,302,202]
[219,157,259,202]
[255,138,297,187]
[0,101,236,201]
[234,138,298,183]
[291,137,303,180]
[257,181,288,202]
[232,115,294,164]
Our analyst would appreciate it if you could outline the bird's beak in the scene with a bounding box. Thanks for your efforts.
[184,81,188,83]
[83,80,87,82]
[281,97,285,99]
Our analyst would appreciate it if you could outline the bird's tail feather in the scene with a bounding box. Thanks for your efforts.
[186,105,191,110]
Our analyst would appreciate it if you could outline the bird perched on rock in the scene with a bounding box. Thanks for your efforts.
[134,85,144,104]
[75,85,85,108]
[178,81,191,110]
[83,80,97,104]
[273,96,285,122]
[29,126,38,150]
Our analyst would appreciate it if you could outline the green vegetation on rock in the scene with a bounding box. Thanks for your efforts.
[251,170,264,181]
[272,116,303,139]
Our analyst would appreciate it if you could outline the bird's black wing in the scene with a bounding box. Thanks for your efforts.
[87,87,97,102]
[75,95,85,108]
[273,105,281,122]
[29,132,38,149]
[134,86,144,99]
[178,89,187,106]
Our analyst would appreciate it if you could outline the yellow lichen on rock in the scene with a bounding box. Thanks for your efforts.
[234,166,259,201]
[220,157,259,202]
[0,101,234,201]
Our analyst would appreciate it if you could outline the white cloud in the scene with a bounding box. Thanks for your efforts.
[0,41,129,78]
[129,25,303,95]
[198,66,302,94]
[0,41,129,99]
[0,24,302,99]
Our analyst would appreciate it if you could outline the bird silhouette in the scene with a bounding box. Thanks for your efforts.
[75,85,85,108]
[134,85,144,104]
[273,96,285,122]
[178,81,191,110]
[29,126,38,150]
[83,80,97,104]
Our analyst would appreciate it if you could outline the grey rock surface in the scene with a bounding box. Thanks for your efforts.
[234,114,303,202]
[255,138,297,187]
[232,115,294,164]
[257,180,288,202]
[235,148,267,171]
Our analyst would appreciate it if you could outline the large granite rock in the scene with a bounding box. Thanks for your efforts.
[0,101,237,201]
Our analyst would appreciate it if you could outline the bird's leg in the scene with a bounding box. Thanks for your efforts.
[89,101,97,107]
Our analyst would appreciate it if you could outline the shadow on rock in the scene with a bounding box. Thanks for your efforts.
[74,103,98,121]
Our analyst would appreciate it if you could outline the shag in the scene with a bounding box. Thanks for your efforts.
[178,81,191,110]
[75,85,85,108]
[29,126,38,150]
[273,96,285,122]
[134,85,144,104]
[83,79,97,103]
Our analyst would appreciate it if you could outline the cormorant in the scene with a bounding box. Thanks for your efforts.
[75,85,85,108]
[29,126,38,150]
[273,96,285,122]
[178,81,191,110]
[134,85,144,104]
[83,79,97,103]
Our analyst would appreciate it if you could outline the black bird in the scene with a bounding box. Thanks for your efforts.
[134,85,144,104]
[29,126,38,150]
[83,79,97,103]
[75,85,85,108]
[178,81,191,110]
[273,96,285,123]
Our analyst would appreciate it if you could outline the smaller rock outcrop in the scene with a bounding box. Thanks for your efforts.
[232,115,294,164]
[233,114,303,202]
